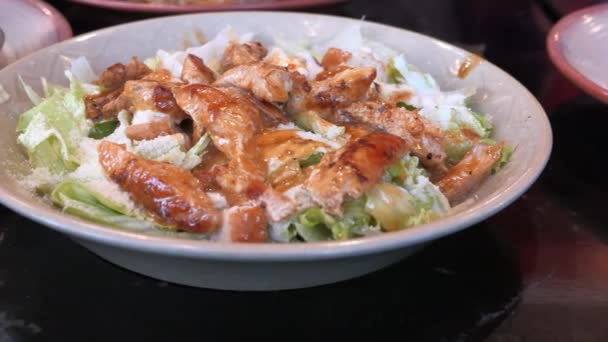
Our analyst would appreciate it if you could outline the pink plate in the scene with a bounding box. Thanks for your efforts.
[66,0,348,13]
[547,3,608,104]
[0,0,73,68]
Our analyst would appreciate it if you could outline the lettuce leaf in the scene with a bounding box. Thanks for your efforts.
[16,64,96,176]
[492,145,514,174]
[294,207,334,241]
[288,198,375,242]
[51,180,155,230]
[390,54,440,94]
[399,155,450,214]
[473,112,493,137]
[144,56,160,70]
[134,132,210,170]
[28,137,77,175]
[329,197,374,240]
[18,76,42,105]
[444,128,475,164]
[182,133,211,169]
[294,110,345,139]
[16,90,85,173]
[387,55,494,144]
[382,154,449,225]
[269,220,299,243]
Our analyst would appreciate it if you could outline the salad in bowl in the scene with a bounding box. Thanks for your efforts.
[15,24,512,244]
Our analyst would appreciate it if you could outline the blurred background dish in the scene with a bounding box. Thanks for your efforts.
[0,0,72,69]
[64,0,348,13]
[547,3,608,103]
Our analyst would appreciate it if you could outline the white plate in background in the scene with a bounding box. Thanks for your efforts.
[0,0,72,69]
[548,3,608,103]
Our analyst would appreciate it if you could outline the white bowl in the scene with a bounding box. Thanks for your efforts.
[0,12,552,291]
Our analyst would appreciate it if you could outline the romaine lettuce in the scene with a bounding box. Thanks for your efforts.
[134,132,210,170]
[493,145,513,173]
[285,197,375,242]
[51,180,155,230]
[294,110,345,139]
[17,90,85,173]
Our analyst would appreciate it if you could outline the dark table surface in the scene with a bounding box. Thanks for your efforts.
[2,0,608,341]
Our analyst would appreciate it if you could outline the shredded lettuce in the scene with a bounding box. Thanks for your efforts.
[444,128,475,164]
[288,197,375,242]
[492,144,514,174]
[144,56,160,70]
[67,56,97,84]
[370,155,449,230]
[294,110,345,139]
[274,36,312,56]
[386,58,402,84]
[182,133,212,169]
[157,26,251,77]
[390,54,440,95]
[16,84,88,173]
[475,139,514,173]
[473,113,493,137]
[28,138,76,174]
[16,58,97,175]
[385,154,449,213]
[18,76,42,105]
[51,180,154,230]
[294,207,335,241]
[312,24,363,59]
[269,220,299,243]
[399,155,450,213]
[330,198,374,240]
[134,132,210,170]
[406,207,439,227]
[387,55,494,144]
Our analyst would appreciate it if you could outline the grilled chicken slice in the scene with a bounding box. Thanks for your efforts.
[173,84,266,196]
[304,131,407,215]
[103,79,187,121]
[125,119,177,141]
[221,41,268,71]
[335,101,448,176]
[85,57,153,120]
[214,62,292,103]
[436,142,504,203]
[181,54,215,85]
[218,86,287,127]
[84,87,124,121]
[286,67,376,115]
[142,69,174,82]
[321,47,353,70]
[98,141,221,233]
[94,57,151,90]
[223,204,269,242]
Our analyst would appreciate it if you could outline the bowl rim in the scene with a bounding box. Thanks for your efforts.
[547,3,608,104]
[0,11,553,261]
[65,0,347,14]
